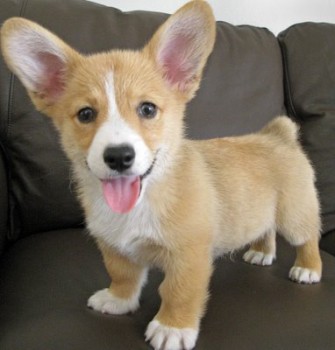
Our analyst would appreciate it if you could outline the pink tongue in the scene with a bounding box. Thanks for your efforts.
[102,176,141,214]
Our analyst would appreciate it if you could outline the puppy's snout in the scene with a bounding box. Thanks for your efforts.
[103,144,135,172]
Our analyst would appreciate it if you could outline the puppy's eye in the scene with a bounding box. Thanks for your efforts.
[137,102,157,119]
[77,107,97,124]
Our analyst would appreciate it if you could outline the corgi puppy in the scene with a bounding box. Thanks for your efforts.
[1,1,322,349]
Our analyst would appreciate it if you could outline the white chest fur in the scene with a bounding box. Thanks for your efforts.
[86,187,162,259]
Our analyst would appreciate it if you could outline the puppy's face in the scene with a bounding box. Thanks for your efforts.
[1,1,216,213]
[56,52,186,213]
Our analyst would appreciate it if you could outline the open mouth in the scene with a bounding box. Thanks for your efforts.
[101,155,157,214]
[140,156,156,181]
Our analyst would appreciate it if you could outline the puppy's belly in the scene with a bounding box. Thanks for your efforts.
[213,205,276,256]
[213,226,272,257]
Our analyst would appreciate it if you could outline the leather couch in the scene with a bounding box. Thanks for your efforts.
[0,0,334,349]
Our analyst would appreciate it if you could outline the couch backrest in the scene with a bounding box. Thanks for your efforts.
[0,0,285,241]
[279,23,335,235]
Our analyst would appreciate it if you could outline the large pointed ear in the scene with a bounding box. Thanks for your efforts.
[1,17,80,107]
[144,0,216,99]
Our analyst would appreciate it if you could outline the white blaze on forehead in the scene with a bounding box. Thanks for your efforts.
[105,73,118,121]
[86,72,153,179]
[103,72,136,145]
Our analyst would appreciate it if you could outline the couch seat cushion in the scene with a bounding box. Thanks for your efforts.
[0,229,335,350]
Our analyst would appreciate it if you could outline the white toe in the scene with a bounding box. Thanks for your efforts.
[243,249,275,266]
[145,320,198,350]
[87,288,139,315]
[289,267,321,284]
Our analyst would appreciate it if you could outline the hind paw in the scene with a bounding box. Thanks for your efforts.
[289,267,321,284]
[243,249,275,266]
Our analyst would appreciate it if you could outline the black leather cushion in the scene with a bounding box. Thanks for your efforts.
[186,22,285,139]
[0,229,335,350]
[0,0,284,239]
[0,142,8,254]
[0,0,85,239]
[279,23,335,235]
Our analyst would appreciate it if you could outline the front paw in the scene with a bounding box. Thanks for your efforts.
[145,320,198,350]
[87,288,139,315]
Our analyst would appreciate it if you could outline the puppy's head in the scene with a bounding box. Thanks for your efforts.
[1,0,216,213]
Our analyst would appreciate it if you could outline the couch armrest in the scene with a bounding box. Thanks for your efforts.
[0,141,8,255]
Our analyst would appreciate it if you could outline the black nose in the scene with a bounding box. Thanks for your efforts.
[103,144,135,172]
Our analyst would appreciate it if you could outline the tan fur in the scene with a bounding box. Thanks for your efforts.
[250,230,276,256]
[1,1,322,347]
[98,241,146,300]
[295,238,322,275]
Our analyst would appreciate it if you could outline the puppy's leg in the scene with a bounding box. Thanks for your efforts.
[289,237,322,284]
[243,229,276,266]
[88,242,147,314]
[278,184,322,284]
[145,248,213,350]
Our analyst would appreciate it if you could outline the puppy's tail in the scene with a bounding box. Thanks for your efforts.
[260,116,299,145]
